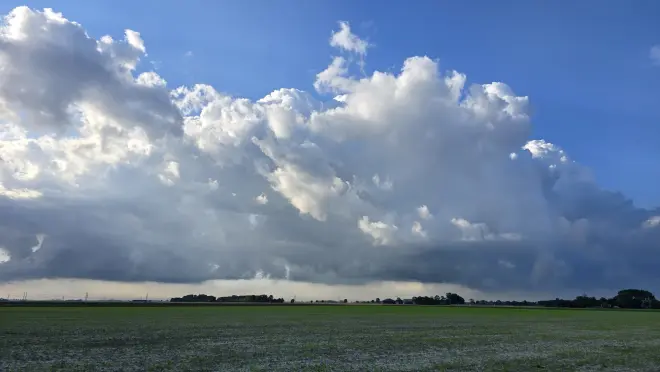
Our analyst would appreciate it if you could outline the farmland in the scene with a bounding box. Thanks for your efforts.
[1,305,660,371]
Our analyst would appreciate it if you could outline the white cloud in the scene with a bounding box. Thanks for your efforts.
[330,21,369,56]
[0,247,10,264]
[417,205,432,220]
[451,218,488,241]
[0,7,181,139]
[411,221,427,239]
[372,174,393,191]
[650,45,660,66]
[451,218,523,242]
[358,216,398,246]
[0,184,42,199]
[124,29,146,53]
[158,161,180,186]
[255,193,268,205]
[137,72,166,87]
[643,216,660,229]
[31,234,45,253]
[0,7,657,295]
[314,56,354,93]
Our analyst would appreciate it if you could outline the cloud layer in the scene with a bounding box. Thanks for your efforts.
[0,7,658,294]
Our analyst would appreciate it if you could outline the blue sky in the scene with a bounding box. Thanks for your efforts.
[4,1,660,207]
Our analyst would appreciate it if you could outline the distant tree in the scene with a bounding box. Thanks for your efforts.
[290,298,295,304]
[653,299,660,309]
[532,289,658,309]
[343,299,348,303]
[213,294,283,303]
[615,289,655,309]
[412,296,442,305]
[395,297,403,305]
[375,298,381,304]
[445,293,465,305]
[170,294,216,302]
[573,295,600,308]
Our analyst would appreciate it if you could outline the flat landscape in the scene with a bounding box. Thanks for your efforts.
[1,305,660,371]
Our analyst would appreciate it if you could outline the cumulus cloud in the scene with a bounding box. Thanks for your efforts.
[0,7,658,295]
[0,248,10,264]
[411,221,427,239]
[358,216,398,246]
[255,193,268,205]
[330,21,369,56]
[0,7,181,139]
[417,205,432,220]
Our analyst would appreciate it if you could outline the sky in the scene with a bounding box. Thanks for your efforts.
[0,2,659,301]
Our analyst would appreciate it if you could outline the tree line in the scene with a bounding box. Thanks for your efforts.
[169,289,658,309]
[170,294,285,303]
[409,289,657,309]
[535,289,658,309]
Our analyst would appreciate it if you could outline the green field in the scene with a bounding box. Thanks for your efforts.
[1,305,660,371]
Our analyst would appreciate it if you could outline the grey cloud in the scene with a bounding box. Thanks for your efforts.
[0,9,658,295]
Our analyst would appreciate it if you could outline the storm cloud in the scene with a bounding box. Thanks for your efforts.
[0,8,658,294]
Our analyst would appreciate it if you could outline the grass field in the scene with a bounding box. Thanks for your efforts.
[1,305,660,371]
